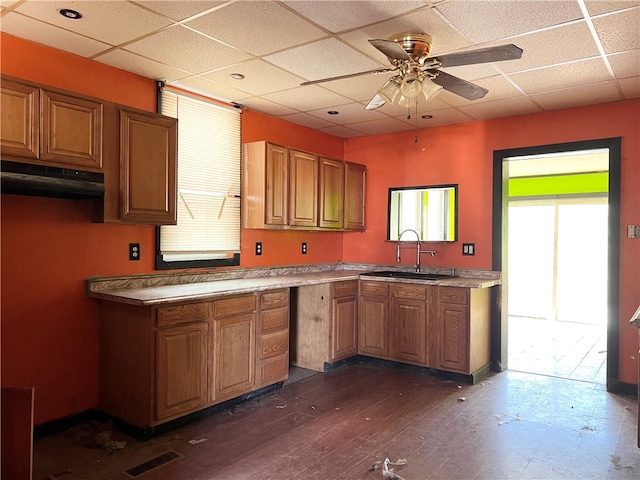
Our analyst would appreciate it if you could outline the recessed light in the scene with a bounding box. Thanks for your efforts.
[327,110,339,115]
[230,73,245,80]
[421,114,433,119]
[59,8,82,20]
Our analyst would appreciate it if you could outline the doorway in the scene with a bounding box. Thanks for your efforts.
[491,138,621,390]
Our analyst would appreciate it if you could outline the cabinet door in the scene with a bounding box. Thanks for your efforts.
[214,314,256,401]
[390,297,427,365]
[289,150,318,227]
[344,162,366,231]
[120,109,177,224]
[319,157,344,229]
[332,295,358,361]
[437,302,470,373]
[0,79,39,160]
[41,89,103,169]
[358,295,389,358]
[156,323,208,421]
[265,143,289,226]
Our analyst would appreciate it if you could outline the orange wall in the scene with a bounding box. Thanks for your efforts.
[1,33,638,425]
[344,100,640,384]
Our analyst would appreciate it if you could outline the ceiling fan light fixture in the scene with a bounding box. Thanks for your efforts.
[397,94,417,109]
[377,78,400,103]
[421,79,443,102]
[399,74,422,99]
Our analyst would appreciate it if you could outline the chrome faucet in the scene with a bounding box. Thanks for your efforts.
[396,229,436,272]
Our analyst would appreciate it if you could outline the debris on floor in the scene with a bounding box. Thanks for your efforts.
[66,420,127,450]
[611,454,634,470]
[458,397,467,402]
[188,438,209,445]
[382,457,407,480]
[495,412,521,426]
[275,403,287,408]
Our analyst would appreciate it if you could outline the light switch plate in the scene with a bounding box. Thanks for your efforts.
[462,243,475,256]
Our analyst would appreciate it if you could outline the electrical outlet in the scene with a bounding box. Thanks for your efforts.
[462,243,475,256]
[255,242,262,256]
[302,242,308,254]
[129,243,140,261]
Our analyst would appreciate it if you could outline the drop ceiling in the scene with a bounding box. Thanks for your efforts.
[1,0,638,138]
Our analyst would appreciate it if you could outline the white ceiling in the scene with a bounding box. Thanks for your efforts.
[1,0,638,138]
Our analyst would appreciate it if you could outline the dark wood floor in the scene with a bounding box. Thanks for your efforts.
[34,364,638,480]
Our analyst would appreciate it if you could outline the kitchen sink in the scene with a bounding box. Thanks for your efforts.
[360,271,456,281]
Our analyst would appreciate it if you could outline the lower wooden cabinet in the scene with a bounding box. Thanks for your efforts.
[97,290,288,429]
[434,287,491,375]
[359,281,389,358]
[389,284,428,366]
[156,322,208,421]
[358,280,492,377]
[293,280,358,371]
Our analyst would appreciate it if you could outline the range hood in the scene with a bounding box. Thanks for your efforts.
[1,160,104,199]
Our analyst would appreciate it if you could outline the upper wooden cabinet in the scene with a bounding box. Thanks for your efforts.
[289,149,318,227]
[119,109,177,225]
[0,79,39,160]
[344,162,366,231]
[319,157,344,229]
[1,77,103,170]
[242,140,366,231]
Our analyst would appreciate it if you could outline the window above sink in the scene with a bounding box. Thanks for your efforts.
[387,184,458,242]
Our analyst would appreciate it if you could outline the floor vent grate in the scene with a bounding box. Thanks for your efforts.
[124,450,182,478]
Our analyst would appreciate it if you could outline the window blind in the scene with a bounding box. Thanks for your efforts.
[159,89,241,263]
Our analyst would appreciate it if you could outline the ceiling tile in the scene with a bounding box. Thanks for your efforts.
[458,96,542,120]
[261,85,352,111]
[202,59,305,96]
[608,49,640,78]
[125,25,252,75]
[133,1,226,21]
[592,8,640,53]
[0,12,111,57]
[530,80,623,110]
[307,102,387,124]
[94,48,192,83]
[397,108,475,128]
[14,0,172,45]
[283,0,428,34]
[185,1,327,56]
[171,75,252,103]
[339,6,471,60]
[318,125,368,138]
[278,112,336,129]
[440,63,500,82]
[343,116,421,135]
[497,22,601,74]
[617,76,640,98]
[264,38,384,82]
[240,97,298,116]
[584,0,640,16]
[509,58,613,94]
[435,0,584,43]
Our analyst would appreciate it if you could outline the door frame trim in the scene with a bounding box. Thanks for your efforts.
[491,137,621,389]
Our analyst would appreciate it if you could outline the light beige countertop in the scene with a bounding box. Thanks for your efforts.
[85,263,501,306]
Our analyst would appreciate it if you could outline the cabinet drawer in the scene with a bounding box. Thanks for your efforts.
[258,355,288,385]
[333,280,358,298]
[439,287,469,305]
[360,281,389,297]
[259,330,288,359]
[156,302,208,327]
[214,295,256,318]
[261,289,289,310]
[391,283,426,300]
[260,307,289,334]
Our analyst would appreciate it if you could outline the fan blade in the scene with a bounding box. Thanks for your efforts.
[369,39,412,61]
[431,71,488,100]
[433,44,523,68]
[301,67,395,86]
[365,93,386,110]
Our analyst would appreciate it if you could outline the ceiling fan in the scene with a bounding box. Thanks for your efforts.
[301,32,523,110]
